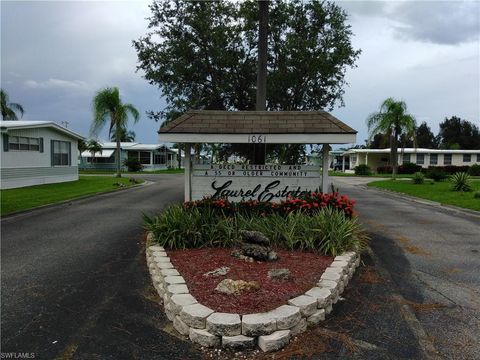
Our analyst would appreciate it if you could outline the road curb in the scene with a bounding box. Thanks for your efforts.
[1,180,151,220]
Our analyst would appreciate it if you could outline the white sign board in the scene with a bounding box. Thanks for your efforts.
[191,164,321,202]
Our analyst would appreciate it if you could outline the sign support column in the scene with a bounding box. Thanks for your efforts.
[322,144,330,193]
[184,143,191,201]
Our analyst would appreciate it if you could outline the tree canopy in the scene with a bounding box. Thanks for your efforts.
[133,0,361,123]
[1,89,24,120]
[438,116,480,150]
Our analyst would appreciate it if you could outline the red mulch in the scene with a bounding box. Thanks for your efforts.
[167,248,333,314]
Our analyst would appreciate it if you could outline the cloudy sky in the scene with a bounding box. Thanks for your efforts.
[1,0,479,146]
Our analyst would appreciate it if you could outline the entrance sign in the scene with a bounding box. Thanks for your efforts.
[192,164,321,202]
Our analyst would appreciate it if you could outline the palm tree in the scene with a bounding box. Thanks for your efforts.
[110,126,136,142]
[87,139,102,165]
[90,87,139,177]
[366,98,416,179]
[1,89,24,120]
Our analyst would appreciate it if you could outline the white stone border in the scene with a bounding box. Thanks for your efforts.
[145,232,360,352]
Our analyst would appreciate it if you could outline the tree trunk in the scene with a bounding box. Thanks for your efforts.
[392,129,399,180]
[252,0,268,165]
[115,121,122,178]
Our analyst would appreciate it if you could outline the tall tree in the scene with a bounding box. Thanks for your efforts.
[1,89,24,120]
[133,0,360,159]
[438,116,480,150]
[90,87,140,177]
[86,139,103,164]
[110,126,136,142]
[367,98,416,179]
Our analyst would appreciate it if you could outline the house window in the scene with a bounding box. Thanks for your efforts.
[477,154,480,162]
[463,154,471,163]
[429,154,438,165]
[402,154,411,163]
[351,155,357,163]
[8,136,40,151]
[416,154,424,165]
[444,153,452,165]
[139,151,151,164]
[52,140,70,166]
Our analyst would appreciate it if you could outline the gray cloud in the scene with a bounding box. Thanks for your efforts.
[392,1,479,45]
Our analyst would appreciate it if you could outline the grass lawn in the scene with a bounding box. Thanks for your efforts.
[368,179,480,211]
[1,176,143,216]
[79,168,184,175]
[329,171,413,178]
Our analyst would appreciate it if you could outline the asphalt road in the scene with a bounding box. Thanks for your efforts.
[1,174,202,359]
[332,177,480,360]
[2,174,479,359]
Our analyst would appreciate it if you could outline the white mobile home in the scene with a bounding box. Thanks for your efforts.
[339,148,480,172]
[1,121,84,189]
[79,142,179,171]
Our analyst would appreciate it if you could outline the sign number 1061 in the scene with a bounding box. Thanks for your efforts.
[248,135,266,143]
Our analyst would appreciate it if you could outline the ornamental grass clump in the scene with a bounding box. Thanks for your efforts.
[450,172,472,192]
[412,172,425,184]
[145,193,367,256]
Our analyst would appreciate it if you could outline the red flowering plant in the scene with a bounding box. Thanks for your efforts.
[183,192,356,219]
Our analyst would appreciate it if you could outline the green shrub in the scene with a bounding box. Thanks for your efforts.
[144,203,368,256]
[469,164,480,176]
[426,167,447,182]
[474,191,480,199]
[123,158,143,172]
[450,172,472,192]
[398,162,422,174]
[354,164,372,176]
[412,172,425,184]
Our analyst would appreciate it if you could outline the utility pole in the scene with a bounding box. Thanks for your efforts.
[254,0,268,164]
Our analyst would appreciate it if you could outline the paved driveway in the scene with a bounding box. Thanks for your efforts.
[332,176,480,360]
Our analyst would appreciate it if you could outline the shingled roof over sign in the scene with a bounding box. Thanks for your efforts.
[159,110,357,134]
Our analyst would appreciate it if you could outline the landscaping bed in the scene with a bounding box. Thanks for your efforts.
[167,247,333,314]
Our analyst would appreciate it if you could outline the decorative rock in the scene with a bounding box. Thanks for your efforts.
[167,284,189,294]
[215,279,260,295]
[307,309,325,325]
[269,305,301,329]
[170,294,198,314]
[160,268,180,277]
[242,313,276,336]
[305,287,332,307]
[189,328,221,347]
[173,315,190,336]
[204,266,230,277]
[287,295,317,317]
[258,330,290,352]
[268,251,278,261]
[231,250,254,262]
[181,303,215,328]
[321,271,343,282]
[164,301,175,321]
[157,262,174,269]
[241,243,270,261]
[154,256,171,263]
[325,304,333,314]
[290,318,307,336]
[239,230,270,246]
[147,244,163,252]
[268,268,291,281]
[164,275,186,285]
[222,335,255,349]
[206,313,241,336]
[152,251,168,257]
